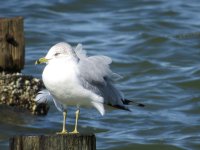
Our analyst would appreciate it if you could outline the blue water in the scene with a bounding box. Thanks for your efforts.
[1,0,200,149]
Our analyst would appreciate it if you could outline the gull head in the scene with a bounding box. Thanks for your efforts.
[35,42,77,64]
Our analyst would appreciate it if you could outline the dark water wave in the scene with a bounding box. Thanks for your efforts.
[1,0,200,149]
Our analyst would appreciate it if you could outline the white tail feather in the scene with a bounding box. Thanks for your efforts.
[91,101,105,116]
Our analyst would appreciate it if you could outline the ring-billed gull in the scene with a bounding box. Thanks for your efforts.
[35,42,144,134]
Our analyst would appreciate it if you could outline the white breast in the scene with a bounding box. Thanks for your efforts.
[42,57,96,106]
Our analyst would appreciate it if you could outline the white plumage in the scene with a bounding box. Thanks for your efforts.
[35,42,145,134]
[36,42,128,115]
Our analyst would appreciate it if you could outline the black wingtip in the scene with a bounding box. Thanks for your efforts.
[137,103,145,107]
[123,99,145,107]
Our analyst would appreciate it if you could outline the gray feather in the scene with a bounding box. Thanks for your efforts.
[35,90,67,112]
[35,90,53,103]
[75,43,122,84]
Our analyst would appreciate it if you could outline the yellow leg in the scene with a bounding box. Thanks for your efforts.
[57,111,68,134]
[70,109,80,134]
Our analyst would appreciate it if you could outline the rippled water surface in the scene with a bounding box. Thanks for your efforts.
[1,0,200,149]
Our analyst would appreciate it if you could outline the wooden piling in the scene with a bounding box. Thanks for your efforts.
[0,16,25,72]
[9,134,96,150]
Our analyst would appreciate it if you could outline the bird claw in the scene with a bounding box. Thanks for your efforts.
[56,130,68,135]
[70,130,79,134]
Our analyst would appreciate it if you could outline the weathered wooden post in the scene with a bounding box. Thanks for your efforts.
[0,17,48,115]
[0,16,24,72]
[9,134,96,150]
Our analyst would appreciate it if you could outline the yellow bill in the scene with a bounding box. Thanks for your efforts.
[35,57,48,65]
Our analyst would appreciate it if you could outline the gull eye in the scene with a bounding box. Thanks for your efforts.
[54,52,60,56]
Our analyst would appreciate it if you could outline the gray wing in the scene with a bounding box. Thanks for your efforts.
[75,44,126,108]
[75,44,122,84]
